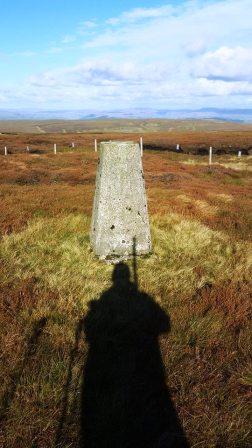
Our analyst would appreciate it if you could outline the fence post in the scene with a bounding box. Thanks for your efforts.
[209,146,213,165]
[72,142,75,148]
[54,144,57,155]
[27,146,30,152]
[238,150,242,157]
[176,144,180,151]
[140,137,143,157]
[95,139,97,152]
[4,146,7,156]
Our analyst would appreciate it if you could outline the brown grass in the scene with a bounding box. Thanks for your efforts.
[1,130,252,155]
[0,133,251,447]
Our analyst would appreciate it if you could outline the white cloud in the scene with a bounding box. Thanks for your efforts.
[183,40,207,57]
[2,0,252,108]
[29,60,170,88]
[196,78,252,96]
[86,0,252,55]
[77,20,97,35]
[82,20,97,28]
[62,35,76,44]
[194,46,252,82]
[106,5,175,25]
[0,91,7,101]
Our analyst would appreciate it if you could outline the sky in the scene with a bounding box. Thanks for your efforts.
[0,0,251,110]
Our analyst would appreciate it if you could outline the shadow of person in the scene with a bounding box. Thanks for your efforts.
[80,262,189,448]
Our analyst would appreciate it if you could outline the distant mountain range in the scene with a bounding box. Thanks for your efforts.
[0,108,252,122]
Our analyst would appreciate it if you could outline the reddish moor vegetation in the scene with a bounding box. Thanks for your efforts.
[0,131,251,448]
[1,129,252,155]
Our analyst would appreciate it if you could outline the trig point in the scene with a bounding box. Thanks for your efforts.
[90,141,151,261]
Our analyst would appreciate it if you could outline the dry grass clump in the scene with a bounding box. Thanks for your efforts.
[194,199,218,216]
[208,193,234,203]
[0,215,111,305]
[180,158,206,166]
[176,195,218,217]
[216,161,252,172]
[180,156,252,173]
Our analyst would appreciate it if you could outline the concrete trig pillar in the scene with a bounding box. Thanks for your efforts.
[238,150,242,157]
[90,141,151,261]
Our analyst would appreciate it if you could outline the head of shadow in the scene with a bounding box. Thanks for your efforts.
[80,258,189,447]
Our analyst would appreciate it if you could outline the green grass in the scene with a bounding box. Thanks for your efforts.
[1,213,250,305]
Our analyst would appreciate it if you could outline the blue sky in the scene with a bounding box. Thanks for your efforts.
[0,0,251,110]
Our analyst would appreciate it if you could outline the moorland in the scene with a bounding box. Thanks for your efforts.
[0,126,251,447]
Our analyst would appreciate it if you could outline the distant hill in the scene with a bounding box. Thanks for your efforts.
[0,108,252,123]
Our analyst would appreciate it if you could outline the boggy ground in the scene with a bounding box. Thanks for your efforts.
[0,136,251,448]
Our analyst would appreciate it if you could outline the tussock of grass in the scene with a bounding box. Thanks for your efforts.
[176,194,191,203]
[218,161,252,172]
[1,215,111,310]
[180,158,205,166]
[195,199,218,216]
[1,213,250,307]
[147,214,250,299]
[208,193,234,203]
[180,157,252,172]
[177,195,218,216]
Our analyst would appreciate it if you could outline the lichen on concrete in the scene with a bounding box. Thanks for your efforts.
[90,141,152,261]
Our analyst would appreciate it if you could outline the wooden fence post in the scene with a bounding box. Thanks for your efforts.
[209,146,213,165]
[140,137,143,157]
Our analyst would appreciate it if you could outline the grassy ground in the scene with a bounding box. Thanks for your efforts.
[0,139,251,448]
[0,118,252,134]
